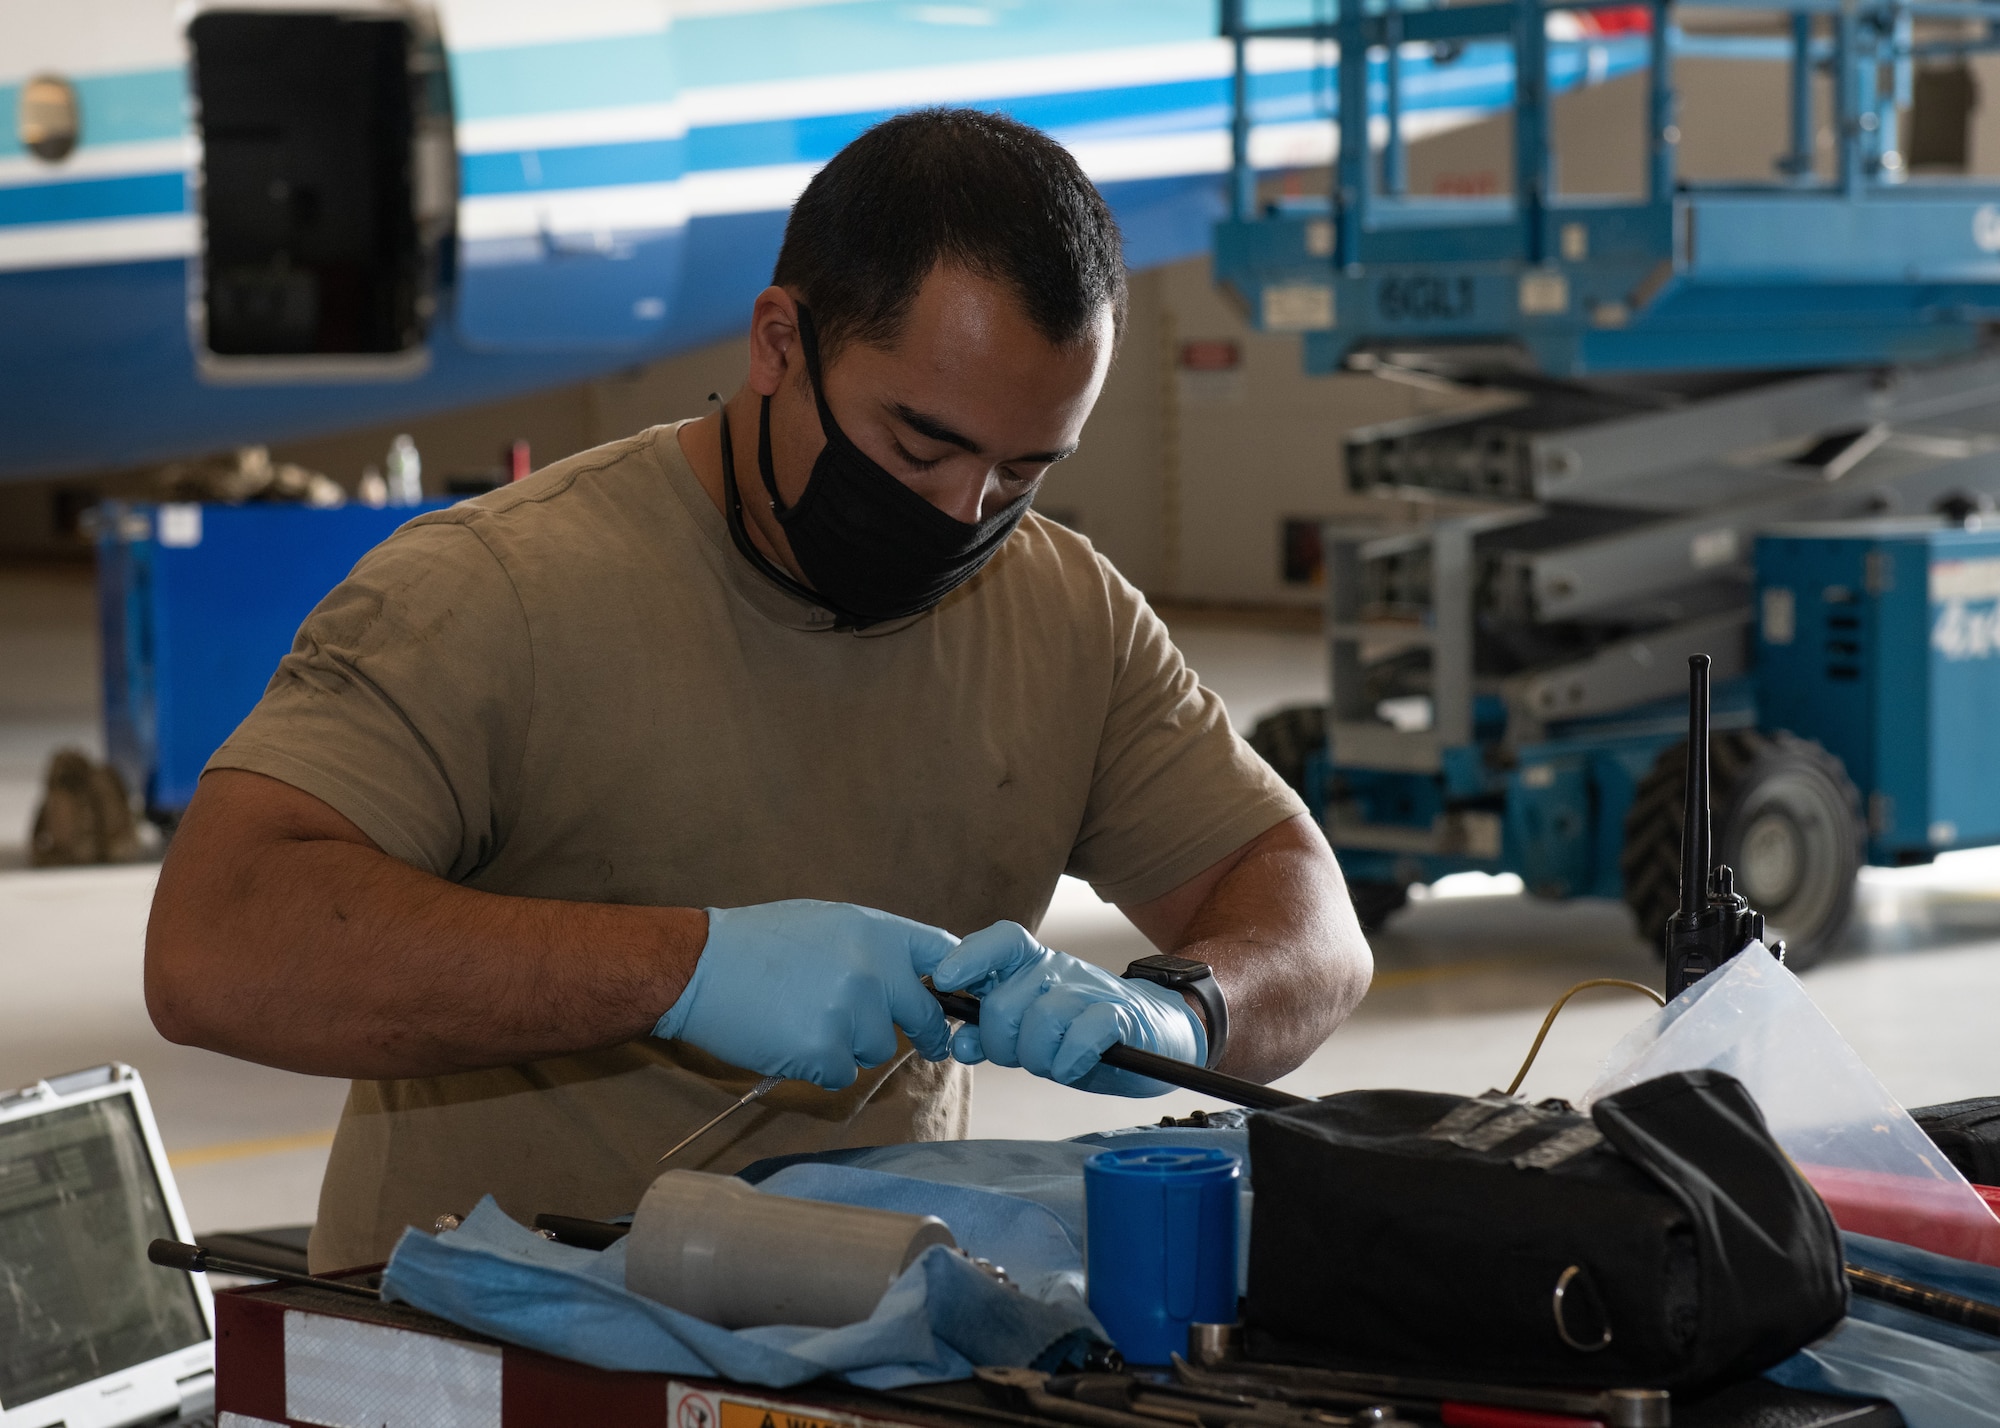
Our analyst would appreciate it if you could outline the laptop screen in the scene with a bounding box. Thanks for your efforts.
[0,1094,209,1409]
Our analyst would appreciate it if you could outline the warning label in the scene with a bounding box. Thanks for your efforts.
[669,1381,857,1428]
[723,1403,851,1428]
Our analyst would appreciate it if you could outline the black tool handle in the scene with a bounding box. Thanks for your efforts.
[534,1213,631,1250]
[148,1238,380,1300]
[928,985,1307,1112]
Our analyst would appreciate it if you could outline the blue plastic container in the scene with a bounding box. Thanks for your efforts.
[1083,1145,1240,1364]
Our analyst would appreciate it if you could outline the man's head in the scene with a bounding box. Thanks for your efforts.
[725,108,1125,622]
[773,106,1128,366]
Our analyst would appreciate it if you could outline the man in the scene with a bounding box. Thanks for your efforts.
[146,109,1372,1272]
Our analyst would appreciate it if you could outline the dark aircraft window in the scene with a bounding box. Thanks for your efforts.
[189,12,431,357]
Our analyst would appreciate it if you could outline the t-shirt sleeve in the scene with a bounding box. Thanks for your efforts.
[1065,556,1308,906]
[205,517,533,881]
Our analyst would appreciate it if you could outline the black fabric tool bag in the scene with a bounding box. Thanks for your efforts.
[1911,1097,2000,1185]
[1244,1069,1846,1392]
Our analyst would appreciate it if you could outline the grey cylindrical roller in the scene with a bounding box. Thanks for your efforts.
[624,1170,956,1328]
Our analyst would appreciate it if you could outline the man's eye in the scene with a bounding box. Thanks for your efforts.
[893,441,945,473]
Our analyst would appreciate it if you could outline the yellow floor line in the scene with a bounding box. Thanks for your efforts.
[168,1129,335,1170]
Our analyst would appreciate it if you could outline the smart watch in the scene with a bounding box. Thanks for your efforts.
[1123,954,1228,1069]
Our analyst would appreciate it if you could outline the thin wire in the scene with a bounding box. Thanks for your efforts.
[1506,979,1667,1097]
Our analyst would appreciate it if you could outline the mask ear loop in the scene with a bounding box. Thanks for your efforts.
[713,393,860,627]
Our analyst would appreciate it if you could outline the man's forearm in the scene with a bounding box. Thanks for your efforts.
[146,771,708,1079]
[1158,820,1372,1083]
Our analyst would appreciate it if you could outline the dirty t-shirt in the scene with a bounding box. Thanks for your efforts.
[207,420,1304,1271]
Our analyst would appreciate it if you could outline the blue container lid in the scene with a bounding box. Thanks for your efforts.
[1085,1146,1239,1179]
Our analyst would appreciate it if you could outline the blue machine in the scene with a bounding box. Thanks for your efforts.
[96,500,451,821]
[1217,0,2000,963]
[1759,522,2000,862]
[1214,0,2000,375]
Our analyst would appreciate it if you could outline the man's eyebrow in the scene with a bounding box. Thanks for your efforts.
[892,403,983,455]
[891,403,1077,464]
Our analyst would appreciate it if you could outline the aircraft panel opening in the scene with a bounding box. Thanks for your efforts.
[189,12,428,358]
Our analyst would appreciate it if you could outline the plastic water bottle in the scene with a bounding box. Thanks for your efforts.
[386,434,422,506]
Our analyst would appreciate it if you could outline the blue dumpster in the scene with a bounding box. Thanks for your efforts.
[97,500,453,821]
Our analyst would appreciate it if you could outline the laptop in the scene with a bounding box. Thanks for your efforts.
[0,1064,215,1428]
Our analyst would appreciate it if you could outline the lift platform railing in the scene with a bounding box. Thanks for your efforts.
[1223,0,2000,258]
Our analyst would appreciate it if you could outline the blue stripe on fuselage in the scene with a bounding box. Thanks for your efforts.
[446,0,1226,120]
[0,172,185,227]
[461,138,687,196]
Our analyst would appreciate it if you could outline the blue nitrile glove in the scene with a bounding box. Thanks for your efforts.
[929,921,1206,1097]
[652,900,956,1089]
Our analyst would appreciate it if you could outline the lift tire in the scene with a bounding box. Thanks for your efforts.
[1347,879,1412,933]
[1248,705,1327,798]
[1621,731,1865,974]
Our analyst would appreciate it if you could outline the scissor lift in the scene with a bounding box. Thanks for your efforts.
[1216,0,2000,964]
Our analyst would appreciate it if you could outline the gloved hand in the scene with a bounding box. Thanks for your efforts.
[929,922,1206,1097]
[652,900,956,1089]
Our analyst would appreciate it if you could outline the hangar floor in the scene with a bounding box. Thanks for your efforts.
[5,564,2000,1237]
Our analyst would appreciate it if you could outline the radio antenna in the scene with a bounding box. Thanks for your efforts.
[1664,652,1768,996]
[1680,653,1711,919]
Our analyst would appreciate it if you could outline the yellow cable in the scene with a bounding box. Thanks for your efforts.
[1505,978,1666,1097]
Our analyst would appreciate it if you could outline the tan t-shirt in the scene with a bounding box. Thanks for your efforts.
[208,420,1303,1271]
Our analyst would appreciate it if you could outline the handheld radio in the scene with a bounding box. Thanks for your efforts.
[1662,654,1781,997]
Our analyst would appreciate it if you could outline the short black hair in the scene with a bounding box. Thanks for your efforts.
[773,107,1126,361]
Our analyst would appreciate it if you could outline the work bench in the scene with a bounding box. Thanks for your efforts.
[205,1276,1901,1428]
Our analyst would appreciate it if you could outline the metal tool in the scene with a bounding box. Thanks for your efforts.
[1170,1359,1670,1428]
[657,1072,784,1162]
[1846,1263,2000,1339]
[972,1367,1403,1428]
[148,1238,379,1301]
[925,982,1308,1113]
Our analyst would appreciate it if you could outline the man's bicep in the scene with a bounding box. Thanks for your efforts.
[1066,561,1307,907]
[1118,813,1314,951]
[188,768,381,851]
[204,520,533,879]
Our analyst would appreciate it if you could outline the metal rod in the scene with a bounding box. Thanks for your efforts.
[148,1238,379,1299]
[1785,11,1815,180]
[1336,0,1370,266]
[1648,0,1677,204]
[1227,0,1255,223]
[1382,7,1406,198]
[658,1073,785,1162]
[1680,654,1712,918]
[927,985,1309,1112]
[1847,1264,2000,1338]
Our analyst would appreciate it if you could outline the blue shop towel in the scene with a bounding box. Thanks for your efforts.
[378,1172,1106,1389]
[1765,1232,2000,1428]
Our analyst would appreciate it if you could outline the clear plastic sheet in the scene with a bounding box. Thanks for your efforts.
[1583,945,2000,1266]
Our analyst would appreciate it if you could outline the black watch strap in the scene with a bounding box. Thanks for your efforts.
[1123,955,1228,1070]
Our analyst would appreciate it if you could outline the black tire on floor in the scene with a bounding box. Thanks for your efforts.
[1621,731,1865,973]
[1248,704,1328,797]
[1347,879,1411,932]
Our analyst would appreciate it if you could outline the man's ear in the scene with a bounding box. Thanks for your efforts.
[746,286,800,398]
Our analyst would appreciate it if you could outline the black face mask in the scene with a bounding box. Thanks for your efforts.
[718,305,1033,628]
